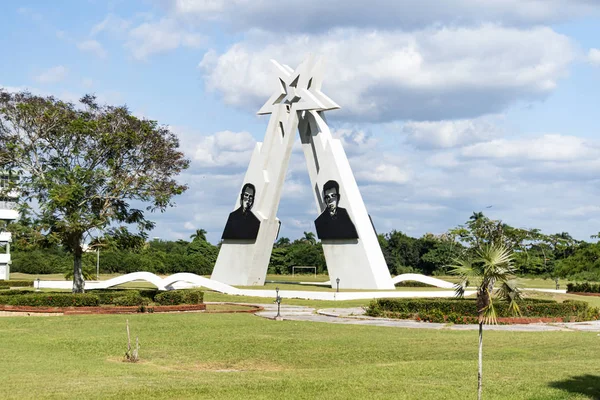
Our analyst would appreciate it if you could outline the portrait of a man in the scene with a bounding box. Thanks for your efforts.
[314,180,359,240]
[221,183,261,240]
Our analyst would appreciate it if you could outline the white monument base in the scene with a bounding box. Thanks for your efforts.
[211,218,280,286]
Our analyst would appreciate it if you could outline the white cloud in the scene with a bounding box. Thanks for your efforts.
[199,25,575,122]
[355,162,411,184]
[172,0,229,14]
[589,48,600,67]
[183,221,195,230]
[17,7,43,21]
[192,130,256,168]
[332,129,378,154]
[91,14,131,36]
[425,152,460,168]
[77,40,108,58]
[402,116,503,149]
[90,13,205,60]
[169,0,600,32]
[461,134,598,162]
[34,66,69,84]
[126,18,205,60]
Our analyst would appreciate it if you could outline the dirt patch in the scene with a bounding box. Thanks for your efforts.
[0,310,63,317]
[0,304,206,315]
[204,303,263,313]
[135,359,285,373]
[568,292,600,297]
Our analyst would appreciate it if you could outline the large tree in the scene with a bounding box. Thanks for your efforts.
[0,90,189,292]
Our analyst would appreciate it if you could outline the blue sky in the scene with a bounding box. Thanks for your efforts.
[2,0,600,243]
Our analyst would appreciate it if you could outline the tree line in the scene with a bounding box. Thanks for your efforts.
[4,214,600,281]
[2,90,597,291]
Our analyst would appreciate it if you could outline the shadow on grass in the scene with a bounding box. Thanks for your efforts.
[549,375,600,399]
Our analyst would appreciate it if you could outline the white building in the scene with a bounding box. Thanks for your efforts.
[0,171,19,280]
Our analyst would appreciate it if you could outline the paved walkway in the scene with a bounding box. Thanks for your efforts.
[253,303,600,332]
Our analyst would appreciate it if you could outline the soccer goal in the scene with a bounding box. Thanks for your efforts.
[291,266,317,277]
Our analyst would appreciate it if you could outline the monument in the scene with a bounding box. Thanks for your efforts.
[210,57,395,289]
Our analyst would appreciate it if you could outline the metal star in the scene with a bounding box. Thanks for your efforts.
[257,56,340,115]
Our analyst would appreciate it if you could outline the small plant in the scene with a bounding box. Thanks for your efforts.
[124,319,140,363]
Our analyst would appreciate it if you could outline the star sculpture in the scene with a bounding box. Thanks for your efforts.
[257,56,340,116]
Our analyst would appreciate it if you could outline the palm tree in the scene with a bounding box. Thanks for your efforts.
[190,229,207,242]
[64,265,95,281]
[450,243,521,400]
[469,211,485,222]
[303,231,317,245]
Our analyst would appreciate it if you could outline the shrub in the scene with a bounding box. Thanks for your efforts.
[0,289,35,295]
[154,289,204,305]
[138,289,160,301]
[88,290,131,305]
[394,281,436,288]
[419,309,445,323]
[155,290,184,305]
[87,289,157,306]
[567,282,600,293]
[365,298,595,321]
[113,291,148,307]
[0,280,33,288]
[10,251,68,274]
[0,293,99,307]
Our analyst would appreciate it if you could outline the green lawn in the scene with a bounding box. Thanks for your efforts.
[0,313,598,399]
[203,291,376,308]
[236,282,450,292]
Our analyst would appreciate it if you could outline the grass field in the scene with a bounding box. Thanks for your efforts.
[0,312,599,399]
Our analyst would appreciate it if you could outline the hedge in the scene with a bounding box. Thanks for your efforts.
[567,282,600,293]
[365,298,598,321]
[154,289,204,305]
[0,288,205,307]
[0,280,33,288]
[0,293,99,307]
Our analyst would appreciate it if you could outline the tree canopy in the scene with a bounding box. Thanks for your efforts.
[0,90,189,291]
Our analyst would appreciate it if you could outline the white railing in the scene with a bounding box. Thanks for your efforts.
[0,209,18,220]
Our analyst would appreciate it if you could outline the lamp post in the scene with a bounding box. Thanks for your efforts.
[336,277,340,293]
[275,287,282,320]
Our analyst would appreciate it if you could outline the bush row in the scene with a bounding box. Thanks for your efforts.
[0,289,204,307]
[365,298,597,320]
[0,280,33,288]
[9,248,217,276]
[0,293,99,307]
[567,282,600,293]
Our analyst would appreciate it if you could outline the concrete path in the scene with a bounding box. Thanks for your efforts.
[253,303,600,332]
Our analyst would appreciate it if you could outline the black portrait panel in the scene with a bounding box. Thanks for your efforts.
[314,180,359,240]
[221,183,261,240]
